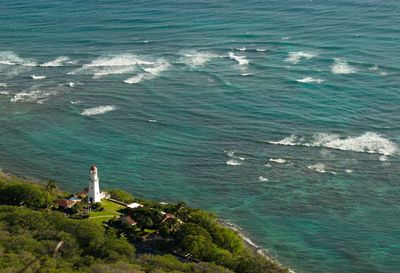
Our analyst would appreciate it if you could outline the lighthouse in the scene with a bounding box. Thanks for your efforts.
[89,165,102,203]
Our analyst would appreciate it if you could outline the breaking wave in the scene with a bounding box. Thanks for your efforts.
[330,59,356,74]
[258,176,269,182]
[269,158,287,164]
[0,83,7,87]
[226,159,242,166]
[68,54,154,78]
[0,51,37,76]
[228,52,249,66]
[81,105,116,116]
[31,75,46,80]
[40,56,71,67]
[296,77,324,84]
[10,89,57,104]
[179,51,218,67]
[268,132,397,156]
[124,60,169,84]
[285,51,316,64]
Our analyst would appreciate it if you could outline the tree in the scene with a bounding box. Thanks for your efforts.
[46,179,58,193]
[107,189,134,203]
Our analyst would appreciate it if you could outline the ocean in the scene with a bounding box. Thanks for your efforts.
[0,1,399,272]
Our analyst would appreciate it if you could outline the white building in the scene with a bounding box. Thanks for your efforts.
[89,165,102,203]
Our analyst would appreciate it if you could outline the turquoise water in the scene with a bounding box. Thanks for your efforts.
[1,1,400,272]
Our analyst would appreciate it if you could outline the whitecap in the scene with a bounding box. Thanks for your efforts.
[236,47,246,51]
[81,105,116,116]
[179,51,218,67]
[10,89,57,103]
[124,60,169,84]
[0,91,10,95]
[268,134,298,146]
[240,73,252,76]
[40,56,70,67]
[308,163,327,173]
[258,176,269,182]
[330,59,356,74]
[70,100,83,105]
[226,160,242,166]
[269,158,287,164]
[282,37,290,40]
[379,155,387,162]
[228,52,249,66]
[148,119,157,123]
[369,65,379,71]
[268,132,397,156]
[224,150,235,157]
[296,77,324,84]
[31,75,46,80]
[345,169,353,173]
[0,51,37,67]
[285,52,315,64]
[0,83,7,87]
[256,48,267,52]
[379,71,388,76]
[68,82,76,87]
[68,54,154,78]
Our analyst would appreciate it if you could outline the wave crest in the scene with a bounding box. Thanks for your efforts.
[330,59,356,74]
[81,105,116,116]
[10,89,57,104]
[41,56,71,67]
[268,132,397,156]
[296,77,324,84]
[285,52,316,64]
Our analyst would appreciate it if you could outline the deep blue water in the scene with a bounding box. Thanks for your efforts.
[1,1,400,272]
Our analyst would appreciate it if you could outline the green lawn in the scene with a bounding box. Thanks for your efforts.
[89,199,125,225]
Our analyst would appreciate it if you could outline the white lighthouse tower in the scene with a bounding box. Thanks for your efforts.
[89,165,102,203]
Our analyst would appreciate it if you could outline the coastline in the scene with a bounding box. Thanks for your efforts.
[219,219,295,273]
[0,168,294,273]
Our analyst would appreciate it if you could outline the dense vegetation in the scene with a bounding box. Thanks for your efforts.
[0,172,289,273]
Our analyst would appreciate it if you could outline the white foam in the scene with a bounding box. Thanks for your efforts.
[0,83,7,87]
[81,105,116,116]
[268,132,397,156]
[10,89,57,103]
[369,65,379,71]
[70,100,83,105]
[379,155,387,162]
[69,54,154,78]
[240,73,252,76]
[40,56,70,67]
[256,48,267,52]
[0,51,37,67]
[31,75,46,80]
[0,91,10,95]
[179,51,218,67]
[282,37,290,40]
[269,158,287,164]
[308,163,327,173]
[258,176,269,182]
[226,159,242,166]
[296,77,324,84]
[68,82,76,87]
[345,169,353,173]
[237,47,246,51]
[330,59,356,74]
[124,60,169,84]
[228,52,249,66]
[285,52,316,64]
[148,119,157,123]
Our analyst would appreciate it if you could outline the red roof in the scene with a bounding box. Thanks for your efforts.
[55,199,75,208]
[123,216,137,226]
